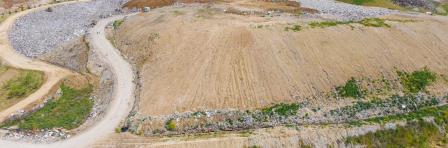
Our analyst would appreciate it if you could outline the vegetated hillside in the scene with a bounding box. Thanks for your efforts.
[110,6,448,116]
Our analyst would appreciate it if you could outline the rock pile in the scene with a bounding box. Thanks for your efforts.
[9,0,128,57]
[297,0,397,20]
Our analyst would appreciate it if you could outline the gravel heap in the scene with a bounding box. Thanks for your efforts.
[10,0,128,57]
[297,0,398,20]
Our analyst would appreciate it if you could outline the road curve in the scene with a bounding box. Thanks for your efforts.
[0,12,137,148]
[0,2,79,124]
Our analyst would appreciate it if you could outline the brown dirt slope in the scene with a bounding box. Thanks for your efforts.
[110,7,448,116]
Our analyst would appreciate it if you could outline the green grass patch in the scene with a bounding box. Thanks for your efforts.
[309,18,391,29]
[2,84,93,130]
[336,77,362,99]
[285,25,302,32]
[359,18,390,27]
[113,20,124,29]
[339,0,373,5]
[166,119,177,131]
[347,103,446,127]
[309,21,352,28]
[262,103,301,117]
[346,121,447,147]
[337,0,403,10]
[2,71,44,99]
[347,104,448,147]
[397,68,436,94]
[332,94,439,119]
[436,4,448,16]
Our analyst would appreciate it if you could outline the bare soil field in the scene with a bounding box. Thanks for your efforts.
[110,4,448,116]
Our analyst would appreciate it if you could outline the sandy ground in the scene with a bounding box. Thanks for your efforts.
[0,1,77,124]
[110,6,448,116]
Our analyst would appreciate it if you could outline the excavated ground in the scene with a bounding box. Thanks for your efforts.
[110,5,448,116]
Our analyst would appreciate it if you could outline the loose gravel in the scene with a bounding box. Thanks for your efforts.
[10,0,397,57]
[9,0,128,57]
[297,0,398,20]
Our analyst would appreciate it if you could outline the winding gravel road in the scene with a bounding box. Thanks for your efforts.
[0,12,137,148]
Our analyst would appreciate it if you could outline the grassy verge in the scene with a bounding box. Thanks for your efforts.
[0,69,44,111]
[437,4,448,15]
[309,21,353,28]
[337,0,403,10]
[1,84,93,130]
[2,71,44,99]
[350,104,448,125]
[262,103,301,117]
[345,101,448,147]
[346,120,447,147]
[309,18,391,29]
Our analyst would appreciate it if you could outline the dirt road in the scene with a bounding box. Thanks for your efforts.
[0,1,78,124]
[0,11,136,148]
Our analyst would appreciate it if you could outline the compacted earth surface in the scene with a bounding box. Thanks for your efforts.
[1,0,448,148]
[102,0,448,147]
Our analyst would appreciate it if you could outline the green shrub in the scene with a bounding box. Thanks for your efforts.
[397,68,436,93]
[336,77,362,98]
[359,18,390,27]
[3,71,43,99]
[309,21,352,28]
[262,103,301,117]
[11,84,93,130]
[113,20,124,29]
[166,119,177,131]
[350,103,447,126]
[285,25,301,32]
[346,121,446,147]
[115,127,122,133]
[436,4,448,15]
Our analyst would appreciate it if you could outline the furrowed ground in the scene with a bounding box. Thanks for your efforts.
[110,7,448,116]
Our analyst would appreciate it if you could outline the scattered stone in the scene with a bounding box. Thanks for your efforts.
[9,0,129,58]
[297,0,397,20]
[46,7,53,12]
